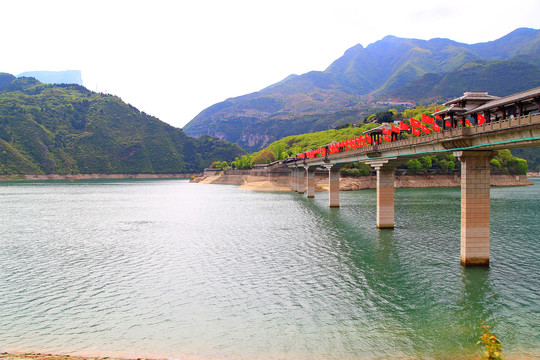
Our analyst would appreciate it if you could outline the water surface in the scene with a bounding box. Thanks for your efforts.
[0,179,538,359]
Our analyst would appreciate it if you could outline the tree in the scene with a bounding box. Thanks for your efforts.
[341,162,372,177]
[492,149,528,174]
[232,155,253,169]
[447,160,455,173]
[407,159,422,174]
[490,158,502,171]
[252,150,276,164]
[272,143,286,161]
[511,158,528,175]
[420,156,432,171]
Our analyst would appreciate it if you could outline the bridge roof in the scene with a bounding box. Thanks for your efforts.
[364,122,404,134]
[444,92,500,106]
[434,104,467,116]
[463,86,540,115]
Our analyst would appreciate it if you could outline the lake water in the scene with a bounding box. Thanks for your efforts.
[0,178,538,360]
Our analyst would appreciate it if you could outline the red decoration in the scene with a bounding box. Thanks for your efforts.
[365,134,372,144]
[478,113,486,125]
[422,114,434,124]
[410,118,421,128]
[400,121,410,131]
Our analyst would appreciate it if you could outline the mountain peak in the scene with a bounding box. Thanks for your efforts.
[184,28,540,151]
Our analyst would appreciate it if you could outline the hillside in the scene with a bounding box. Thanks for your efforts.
[183,28,540,152]
[0,74,245,175]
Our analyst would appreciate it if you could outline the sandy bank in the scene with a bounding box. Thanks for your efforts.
[193,173,533,192]
[195,174,245,185]
[239,180,295,192]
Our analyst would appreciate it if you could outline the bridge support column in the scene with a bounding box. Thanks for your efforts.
[367,159,397,229]
[291,168,298,192]
[324,164,342,207]
[297,167,305,194]
[305,166,316,198]
[376,166,396,228]
[455,151,494,266]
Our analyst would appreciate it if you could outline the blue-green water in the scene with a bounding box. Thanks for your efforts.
[0,179,538,360]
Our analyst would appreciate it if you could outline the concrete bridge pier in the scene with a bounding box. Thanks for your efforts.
[305,166,316,198]
[289,168,296,191]
[455,150,494,266]
[290,168,299,192]
[324,164,343,207]
[296,167,305,194]
[367,159,398,229]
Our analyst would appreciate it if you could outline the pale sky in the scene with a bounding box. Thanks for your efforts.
[1,0,539,129]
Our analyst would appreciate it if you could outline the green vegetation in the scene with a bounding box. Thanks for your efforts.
[477,323,503,360]
[231,154,253,169]
[490,149,528,175]
[252,150,276,165]
[340,162,372,177]
[511,147,540,171]
[387,59,540,102]
[0,76,245,175]
[210,161,229,169]
[252,123,379,160]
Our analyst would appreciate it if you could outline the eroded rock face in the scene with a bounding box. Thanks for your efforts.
[240,132,272,149]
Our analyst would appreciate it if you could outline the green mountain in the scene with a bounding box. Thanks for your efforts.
[385,59,540,103]
[183,28,540,152]
[0,74,245,175]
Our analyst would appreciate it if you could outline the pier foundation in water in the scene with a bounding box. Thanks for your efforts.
[456,150,493,266]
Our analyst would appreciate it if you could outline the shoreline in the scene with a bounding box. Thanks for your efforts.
[2,351,539,360]
[194,173,533,192]
[0,173,199,181]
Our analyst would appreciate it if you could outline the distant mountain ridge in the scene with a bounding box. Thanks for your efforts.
[183,27,540,152]
[17,70,83,85]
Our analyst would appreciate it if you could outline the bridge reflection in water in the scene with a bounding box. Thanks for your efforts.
[286,89,540,266]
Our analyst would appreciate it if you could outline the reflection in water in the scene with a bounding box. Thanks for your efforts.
[457,267,494,357]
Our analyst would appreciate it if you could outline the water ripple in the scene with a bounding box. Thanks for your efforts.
[0,180,538,359]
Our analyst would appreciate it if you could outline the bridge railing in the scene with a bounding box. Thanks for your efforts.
[294,112,540,165]
[371,112,540,152]
[470,112,540,134]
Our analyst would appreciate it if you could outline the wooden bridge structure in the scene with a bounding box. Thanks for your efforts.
[286,87,540,266]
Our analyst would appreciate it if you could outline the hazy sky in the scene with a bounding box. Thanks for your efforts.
[2,0,539,128]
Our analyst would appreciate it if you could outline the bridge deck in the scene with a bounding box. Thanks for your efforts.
[289,113,540,168]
